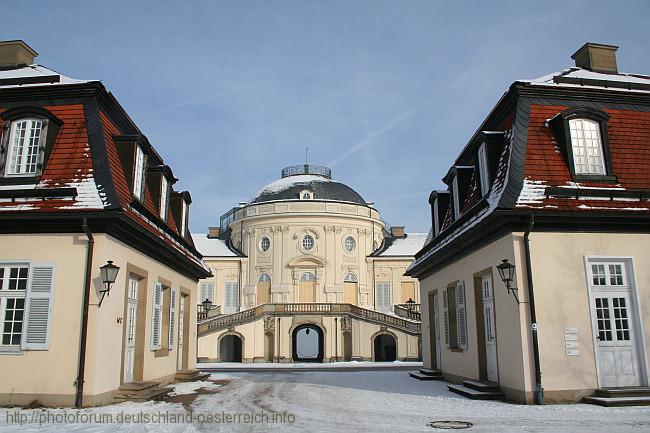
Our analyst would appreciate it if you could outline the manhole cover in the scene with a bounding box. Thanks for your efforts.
[428,420,473,430]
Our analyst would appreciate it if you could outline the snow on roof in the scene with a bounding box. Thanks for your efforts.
[378,233,428,257]
[249,174,332,203]
[192,233,238,257]
[0,64,94,88]
[520,67,650,93]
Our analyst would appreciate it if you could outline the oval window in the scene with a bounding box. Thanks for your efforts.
[302,234,315,250]
[344,236,356,252]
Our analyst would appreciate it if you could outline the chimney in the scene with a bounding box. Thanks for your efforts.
[390,226,405,238]
[207,227,221,239]
[571,43,619,74]
[0,40,38,68]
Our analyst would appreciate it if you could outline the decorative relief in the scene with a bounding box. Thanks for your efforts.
[264,316,275,333]
[341,317,352,332]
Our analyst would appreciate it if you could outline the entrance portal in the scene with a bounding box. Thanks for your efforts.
[292,324,324,362]
[374,333,397,362]
[220,335,243,362]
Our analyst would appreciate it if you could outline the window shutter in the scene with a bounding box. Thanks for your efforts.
[169,289,176,350]
[151,282,162,350]
[456,281,467,349]
[21,264,55,350]
[442,289,450,348]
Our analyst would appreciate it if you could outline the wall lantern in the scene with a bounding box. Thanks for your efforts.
[202,298,213,312]
[98,260,120,307]
[406,297,416,311]
[496,259,520,304]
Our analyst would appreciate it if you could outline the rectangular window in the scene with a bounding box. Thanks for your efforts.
[376,281,391,312]
[443,281,467,350]
[591,263,626,287]
[133,145,146,201]
[478,142,490,196]
[5,119,43,176]
[159,176,169,220]
[452,176,460,219]
[200,282,214,303]
[569,119,606,175]
[0,265,28,347]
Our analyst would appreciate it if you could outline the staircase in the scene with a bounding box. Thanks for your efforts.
[448,380,505,400]
[175,369,210,382]
[583,387,650,407]
[114,382,171,403]
[198,303,421,337]
[409,367,443,381]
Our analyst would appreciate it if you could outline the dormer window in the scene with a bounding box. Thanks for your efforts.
[300,190,314,200]
[159,175,169,220]
[569,119,605,175]
[180,200,188,237]
[132,145,146,201]
[477,142,490,196]
[0,107,61,183]
[548,107,614,182]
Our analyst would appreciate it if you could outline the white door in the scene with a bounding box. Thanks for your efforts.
[124,277,138,383]
[589,262,643,388]
[481,275,498,382]
[433,292,441,368]
[177,294,185,370]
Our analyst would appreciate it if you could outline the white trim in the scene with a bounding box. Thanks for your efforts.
[452,176,460,219]
[433,199,440,236]
[478,142,490,196]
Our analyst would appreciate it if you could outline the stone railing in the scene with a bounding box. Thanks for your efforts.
[198,303,421,336]
[394,304,421,321]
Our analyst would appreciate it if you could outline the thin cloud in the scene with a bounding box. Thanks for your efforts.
[328,96,436,167]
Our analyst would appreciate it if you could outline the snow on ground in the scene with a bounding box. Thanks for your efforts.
[199,361,422,369]
[1,371,649,432]
[165,380,223,396]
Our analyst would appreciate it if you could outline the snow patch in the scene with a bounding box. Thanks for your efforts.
[378,233,428,256]
[166,380,222,396]
[249,174,331,203]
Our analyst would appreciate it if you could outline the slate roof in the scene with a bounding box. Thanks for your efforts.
[249,173,367,205]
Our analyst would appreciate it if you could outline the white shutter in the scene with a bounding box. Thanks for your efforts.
[151,282,162,350]
[200,282,213,303]
[21,264,55,350]
[456,281,467,349]
[442,289,449,348]
[169,289,176,350]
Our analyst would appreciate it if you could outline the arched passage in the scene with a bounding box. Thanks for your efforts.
[292,324,324,362]
[219,334,243,362]
[373,333,397,362]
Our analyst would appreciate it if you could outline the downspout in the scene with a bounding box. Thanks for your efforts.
[75,218,94,408]
[524,214,543,404]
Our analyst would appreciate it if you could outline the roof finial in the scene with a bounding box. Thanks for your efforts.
[305,146,309,165]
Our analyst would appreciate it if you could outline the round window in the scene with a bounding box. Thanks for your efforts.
[302,234,315,251]
[260,237,271,252]
[344,236,356,252]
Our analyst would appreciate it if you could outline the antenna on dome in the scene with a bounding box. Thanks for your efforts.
[305,146,309,165]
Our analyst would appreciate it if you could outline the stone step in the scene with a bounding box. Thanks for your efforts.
[114,382,171,403]
[409,371,443,381]
[583,395,650,407]
[595,387,650,398]
[448,384,505,400]
[118,381,159,392]
[175,369,211,382]
[462,379,500,392]
[419,368,442,376]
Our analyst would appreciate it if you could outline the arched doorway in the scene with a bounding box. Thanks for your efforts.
[299,272,316,302]
[257,273,271,305]
[343,273,358,304]
[373,333,397,362]
[292,324,324,362]
[220,335,243,362]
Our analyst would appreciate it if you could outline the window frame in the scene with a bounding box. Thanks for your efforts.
[343,236,356,253]
[259,236,271,253]
[159,175,169,221]
[451,176,460,219]
[0,263,28,349]
[132,145,147,202]
[477,142,490,196]
[549,107,615,183]
[0,107,62,185]
[302,234,315,251]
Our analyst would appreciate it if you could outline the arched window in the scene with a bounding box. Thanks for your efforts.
[344,273,358,283]
[569,118,606,175]
[301,272,317,281]
[258,273,271,282]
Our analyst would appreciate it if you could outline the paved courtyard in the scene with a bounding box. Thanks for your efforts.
[1,370,649,432]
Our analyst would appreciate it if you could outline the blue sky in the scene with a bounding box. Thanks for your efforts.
[3,1,649,233]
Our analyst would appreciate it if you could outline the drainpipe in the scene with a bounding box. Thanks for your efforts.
[75,218,94,408]
[334,317,338,362]
[524,215,543,405]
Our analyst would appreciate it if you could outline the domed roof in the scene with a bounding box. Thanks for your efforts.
[249,165,367,205]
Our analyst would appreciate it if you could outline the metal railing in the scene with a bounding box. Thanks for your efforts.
[281,164,332,179]
[198,303,421,336]
[197,304,221,321]
[394,304,421,321]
